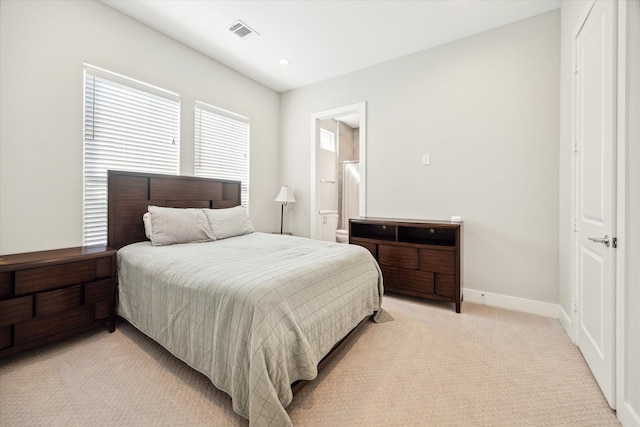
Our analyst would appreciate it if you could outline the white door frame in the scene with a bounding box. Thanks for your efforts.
[615,1,636,425]
[309,102,367,239]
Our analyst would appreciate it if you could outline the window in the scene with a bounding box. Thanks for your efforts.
[320,128,335,152]
[83,64,180,245]
[194,102,250,208]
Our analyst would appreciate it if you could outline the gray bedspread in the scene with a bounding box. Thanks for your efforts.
[117,232,384,426]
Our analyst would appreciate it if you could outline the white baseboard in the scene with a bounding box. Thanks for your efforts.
[463,288,560,319]
[617,402,640,427]
[558,305,575,343]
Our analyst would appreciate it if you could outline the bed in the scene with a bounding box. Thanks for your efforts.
[107,170,386,426]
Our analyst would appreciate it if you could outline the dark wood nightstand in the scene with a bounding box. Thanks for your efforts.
[0,245,117,357]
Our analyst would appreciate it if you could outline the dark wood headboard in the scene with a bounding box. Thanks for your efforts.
[107,170,242,249]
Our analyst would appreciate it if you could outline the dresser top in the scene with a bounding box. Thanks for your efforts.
[0,245,116,271]
[351,217,462,227]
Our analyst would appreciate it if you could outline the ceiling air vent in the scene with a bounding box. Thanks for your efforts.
[228,20,259,40]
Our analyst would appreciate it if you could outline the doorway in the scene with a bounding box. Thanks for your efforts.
[310,102,367,240]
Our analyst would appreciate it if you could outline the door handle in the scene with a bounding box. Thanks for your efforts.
[588,235,610,247]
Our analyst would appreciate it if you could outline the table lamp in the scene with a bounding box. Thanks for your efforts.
[275,186,296,234]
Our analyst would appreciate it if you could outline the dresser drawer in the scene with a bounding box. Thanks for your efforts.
[350,239,377,258]
[14,259,107,295]
[95,301,110,320]
[95,257,112,279]
[85,279,113,304]
[435,273,456,297]
[0,326,10,350]
[14,305,95,345]
[0,272,13,299]
[419,249,455,274]
[382,266,434,295]
[0,296,33,327]
[379,245,419,269]
[35,285,83,317]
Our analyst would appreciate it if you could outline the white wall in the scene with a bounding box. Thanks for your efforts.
[0,0,280,255]
[280,11,560,304]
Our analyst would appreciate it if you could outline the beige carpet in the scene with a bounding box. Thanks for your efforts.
[0,295,619,426]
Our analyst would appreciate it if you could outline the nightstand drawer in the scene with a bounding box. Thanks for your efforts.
[379,245,419,269]
[382,266,434,295]
[0,296,33,327]
[35,285,83,317]
[15,260,98,295]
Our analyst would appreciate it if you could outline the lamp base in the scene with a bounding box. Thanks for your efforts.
[279,203,284,234]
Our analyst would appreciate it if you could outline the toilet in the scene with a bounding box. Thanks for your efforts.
[335,229,349,243]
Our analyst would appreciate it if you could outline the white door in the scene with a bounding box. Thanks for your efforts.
[575,0,617,408]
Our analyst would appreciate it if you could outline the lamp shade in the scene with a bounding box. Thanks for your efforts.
[275,186,296,203]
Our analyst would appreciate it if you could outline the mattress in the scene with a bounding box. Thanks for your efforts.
[117,232,384,426]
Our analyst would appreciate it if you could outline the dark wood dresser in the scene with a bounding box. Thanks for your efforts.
[350,218,462,312]
[0,245,117,357]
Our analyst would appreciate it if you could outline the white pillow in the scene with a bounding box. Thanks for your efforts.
[143,212,152,239]
[147,206,215,246]
[203,206,254,240]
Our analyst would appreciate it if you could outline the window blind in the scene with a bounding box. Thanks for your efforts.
[194,102,250,208]
[83,65,180,245]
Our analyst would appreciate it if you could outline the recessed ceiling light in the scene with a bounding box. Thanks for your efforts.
[279,58,291,66]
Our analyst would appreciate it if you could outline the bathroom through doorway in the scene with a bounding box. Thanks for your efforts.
[309,102,367,242]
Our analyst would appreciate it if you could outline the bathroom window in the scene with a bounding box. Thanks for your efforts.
[320,128,335,152]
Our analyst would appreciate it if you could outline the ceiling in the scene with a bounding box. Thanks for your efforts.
[102,0,562,93]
